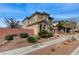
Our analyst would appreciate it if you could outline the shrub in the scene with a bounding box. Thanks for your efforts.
[19,33,29,38]
[38,30,49,38]
[27,36,36,43]
[48,32,53,37]
[33,35,40,40]
[36,36,40,40]
[5,35,14,41]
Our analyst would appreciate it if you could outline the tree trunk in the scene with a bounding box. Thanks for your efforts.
[73,28,75,38]
[65,28,66,34]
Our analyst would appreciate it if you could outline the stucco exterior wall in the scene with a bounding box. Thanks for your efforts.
[22,20,28,29]
[27,24,39,35]
[22,12,52,35]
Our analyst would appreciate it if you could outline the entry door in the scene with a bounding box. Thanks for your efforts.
[39,24,42,32]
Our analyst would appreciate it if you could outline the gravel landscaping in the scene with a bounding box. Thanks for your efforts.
[27,39,79,55]
[0,36,55,52]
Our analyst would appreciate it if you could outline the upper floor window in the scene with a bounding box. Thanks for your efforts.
[37,15,43,20]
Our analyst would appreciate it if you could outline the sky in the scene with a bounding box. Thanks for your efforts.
[0,3,79,27]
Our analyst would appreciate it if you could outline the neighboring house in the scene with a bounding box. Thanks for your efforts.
[22,12,54,35]
[52,21,59,26]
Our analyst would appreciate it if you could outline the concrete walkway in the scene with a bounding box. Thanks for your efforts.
[0,34,79,55]
[70,34,79,55]
[71,46,79,55]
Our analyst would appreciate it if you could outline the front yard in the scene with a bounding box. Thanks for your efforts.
[0,30,55,52]
[0,30,78,55]
[27,39,79,55]
[0,36,56,52]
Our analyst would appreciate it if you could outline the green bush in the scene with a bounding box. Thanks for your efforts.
[19,33,29,38]
[27,36,36,43]
[5,35,14,41]
[38,30,49,38]
[36,36,40,40]
[33,35,40,40]
[48,32,53,37]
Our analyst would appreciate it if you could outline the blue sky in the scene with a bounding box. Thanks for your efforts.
[0,3,79,27]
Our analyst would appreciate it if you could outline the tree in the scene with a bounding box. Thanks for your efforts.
[63,21,71,34]
[57,19,77,34]
[68,20,77,37]
[56,21,64,32]
[4,18,20,28]
[64,20,77,33]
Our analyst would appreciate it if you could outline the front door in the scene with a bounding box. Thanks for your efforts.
[39,24,42,32]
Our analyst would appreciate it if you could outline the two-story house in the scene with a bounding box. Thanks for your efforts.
[22,12,53,35]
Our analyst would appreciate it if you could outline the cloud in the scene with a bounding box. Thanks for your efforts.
[52,13,79,19]
[0,3,79,25]
[0,18,7,27]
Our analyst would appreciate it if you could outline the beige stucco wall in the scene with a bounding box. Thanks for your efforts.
[22,15,39,35]
[29,15,38,24]
[27,24,39,35]
[22,14,51,35]
[22,20,28,29]
[29,14,48,24]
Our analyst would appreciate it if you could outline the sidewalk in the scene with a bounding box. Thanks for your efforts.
[70,34,79,55]
[71,46,79,55]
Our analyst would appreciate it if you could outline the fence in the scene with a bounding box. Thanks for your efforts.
[0,28,34,38]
